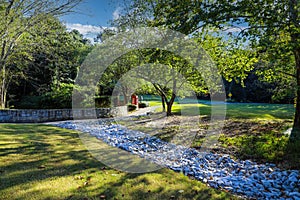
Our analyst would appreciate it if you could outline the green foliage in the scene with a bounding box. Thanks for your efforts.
[194,33,258,85]
[117,0,300,138]
[14,83,81,109]
[7,16,92,109]
[223,72,294,103]
[13,96,44,109]
[95,96,111,108]
[0,0,83,108]
[271,82,296,104]
[135,83,157,95]
[97,42,209,115]
[41,83,76,109]
[97,51,142,107]
[22,18,91,92]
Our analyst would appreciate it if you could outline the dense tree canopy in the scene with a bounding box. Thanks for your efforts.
[114,0,300,139]
[0,0,83,108]
[0,0,298,141]
[14,19,92,109]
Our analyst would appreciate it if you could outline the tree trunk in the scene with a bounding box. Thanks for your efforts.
[0,87,6,109]
[0,86,6,109]
[166,93,176,116]
[166,101,172,116]
[0,66,6,109]
[291,47,300,140]
[161,96,166,112]
[122,90,128,106]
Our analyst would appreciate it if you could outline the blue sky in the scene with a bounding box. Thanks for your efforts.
[60,0,122,41]
[59,0,245,42]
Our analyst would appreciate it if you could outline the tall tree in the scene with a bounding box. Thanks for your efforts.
[122,0,300,139]
[131,48,203,116]
[113,1,259,116]
[0,0,82,108]
[9,17,92,108]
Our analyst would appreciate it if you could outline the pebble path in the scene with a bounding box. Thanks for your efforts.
[53,120,300,200]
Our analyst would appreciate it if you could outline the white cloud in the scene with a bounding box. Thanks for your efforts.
[65,23,107,43]
[222,26,247,33]
[65,23,104,35]
[113,7,121,20]
[65,23,118,43]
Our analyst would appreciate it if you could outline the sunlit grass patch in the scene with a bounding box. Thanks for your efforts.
[148,100,294,120]
[0,124,239,200]
[225,103,294,120]
[148,101,162,107]
[218,131,300,169]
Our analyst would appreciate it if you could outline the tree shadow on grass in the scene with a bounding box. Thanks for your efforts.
[102,172,225,200]
[0,124,106,190]
[0,148,106,190]
[0,124,239,200]
[68,169,234,200]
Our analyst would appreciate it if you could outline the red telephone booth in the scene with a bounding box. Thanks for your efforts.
[131,94,139,106]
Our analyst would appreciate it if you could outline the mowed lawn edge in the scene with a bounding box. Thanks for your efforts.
[0,124,239,200]
[149,100,295,120]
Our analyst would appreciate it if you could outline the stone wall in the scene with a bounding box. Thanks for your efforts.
[0,106,128,123]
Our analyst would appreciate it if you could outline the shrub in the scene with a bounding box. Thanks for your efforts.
[95,96,111,108]
[138,102,149,108]
[14,96,44,109]
[128,104,137,111]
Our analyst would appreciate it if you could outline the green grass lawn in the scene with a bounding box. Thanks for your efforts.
[149,100,294,120]
[0,124,239,200]
[0,102,297,199]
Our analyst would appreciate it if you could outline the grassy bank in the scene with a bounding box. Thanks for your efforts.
[133,101,299,169]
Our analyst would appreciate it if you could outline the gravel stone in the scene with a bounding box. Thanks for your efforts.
[54,120,300,199]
